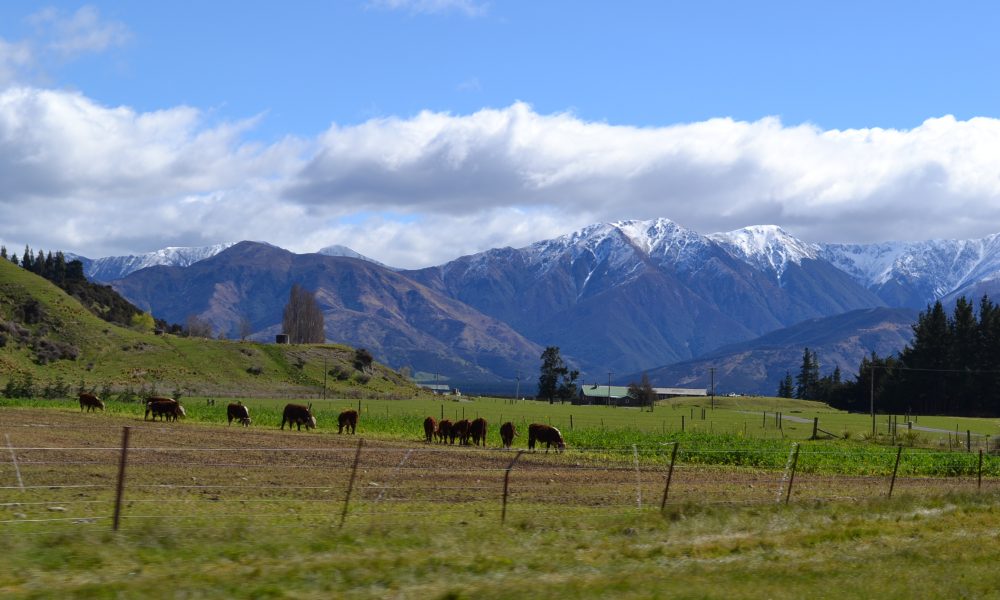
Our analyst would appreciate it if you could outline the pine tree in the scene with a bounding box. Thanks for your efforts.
[777,371,794,398]
[795,348,820,399]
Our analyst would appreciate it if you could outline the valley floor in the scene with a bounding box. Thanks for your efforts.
[3,406,1000,598]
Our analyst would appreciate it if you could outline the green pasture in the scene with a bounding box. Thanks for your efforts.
[6,394,1000,476]
[4,494,1000,599]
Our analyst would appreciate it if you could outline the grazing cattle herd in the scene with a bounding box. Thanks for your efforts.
[76,393,566,451]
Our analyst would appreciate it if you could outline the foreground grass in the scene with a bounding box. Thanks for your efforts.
[3,493,1000,599]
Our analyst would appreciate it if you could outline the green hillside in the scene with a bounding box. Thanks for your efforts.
[0,258,423,399]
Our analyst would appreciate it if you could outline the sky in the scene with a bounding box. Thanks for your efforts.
[3,1,1000,268]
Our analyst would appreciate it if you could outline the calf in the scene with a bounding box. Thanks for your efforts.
[146,400,185,422]
[281,403,316,431]
[338,409,359,434]
[423,416,437,443]
[469,417,488,446]
[499,421,517,449]
[450,419,471,445]
[436,419,453,443]
[227,402,252,427]
[527,423,565,453]
[78,392,104,412]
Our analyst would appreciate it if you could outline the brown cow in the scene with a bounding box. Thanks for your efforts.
[227,402,251,426]
[144,397,177,420]
[499,421,517,449]
[527,423,565,453]
[146,400,185,422]
[281,403,316,431]
[338,409,358,434]
[79,392,105,412]
[450,419,471,445]
[469,417,488,446]
[423,416,437,443]
[436,419,453,443]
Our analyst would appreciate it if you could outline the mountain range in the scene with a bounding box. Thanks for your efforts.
[70,218,1000,394]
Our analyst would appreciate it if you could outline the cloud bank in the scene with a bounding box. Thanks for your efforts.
[3,88,1000,268]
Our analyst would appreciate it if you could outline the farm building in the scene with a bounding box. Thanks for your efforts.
[575,384,708,406]
[419,383,455,395]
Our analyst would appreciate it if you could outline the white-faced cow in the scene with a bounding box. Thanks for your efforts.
[338,409,358,434]
[227,402,251,427]
[79,392,105,412]
[499,421,517,449]
[527,423,565,453]
[145,399,185,422]
[281,403,316,431]
[144,397,176,420]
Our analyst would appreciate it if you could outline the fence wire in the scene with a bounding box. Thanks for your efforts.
[2,433,999,533]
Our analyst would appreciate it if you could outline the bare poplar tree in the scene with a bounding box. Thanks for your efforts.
[282,284,325,343]
[185,315,214,338]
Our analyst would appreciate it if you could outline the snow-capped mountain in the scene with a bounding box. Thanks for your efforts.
[91,217,1000,392]
[68,243,238,282]
[708,225,819,275]
[406,218,882,377]
[818,234,1000,307]
[316,244,388,268]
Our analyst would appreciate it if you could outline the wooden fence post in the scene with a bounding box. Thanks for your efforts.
[112,426,131,531]
[978,448,984,492]
[570,414,574,430]
[501,451,524,525]
[660,442,680,511]
[4,433,24,491]
[339,438,364,529]
[785,444,800,505]
[967,430,972,453]
[811,418,818,440]
[681,415,685,433]
[632,445,642,509]
[888,445,903,498]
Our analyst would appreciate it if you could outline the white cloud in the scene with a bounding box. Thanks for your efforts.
[5,91,1000,269]
[0,38,33,85]
[0,5,129,86]
[366,0,489,17]
[28,5,131,57]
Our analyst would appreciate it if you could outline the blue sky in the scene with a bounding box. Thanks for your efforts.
[3,1,1000,266]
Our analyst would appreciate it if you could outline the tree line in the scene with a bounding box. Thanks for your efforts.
[779,295,1000,417]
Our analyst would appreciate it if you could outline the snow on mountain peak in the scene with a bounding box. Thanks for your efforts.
[709,225,818,274]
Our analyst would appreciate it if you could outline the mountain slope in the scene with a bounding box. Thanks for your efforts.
[0,257,419,397]
[819,234,1000,307]
[631,307,919,394]
[406,219,885,377]
[111,242,542,385]
[68,243,238,282]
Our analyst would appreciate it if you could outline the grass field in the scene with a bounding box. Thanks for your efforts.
[4,405,1000,599]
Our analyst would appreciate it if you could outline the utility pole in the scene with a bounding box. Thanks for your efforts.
[710,367,716,410]
[607,371,614,407]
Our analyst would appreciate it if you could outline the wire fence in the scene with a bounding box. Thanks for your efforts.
[2,424,998,537]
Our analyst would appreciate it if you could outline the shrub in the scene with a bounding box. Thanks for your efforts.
[328,365,351,381]
[3,373,36,399]
[353,348,374,373]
